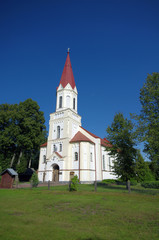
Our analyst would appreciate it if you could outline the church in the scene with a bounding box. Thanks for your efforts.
[38,50,116,182]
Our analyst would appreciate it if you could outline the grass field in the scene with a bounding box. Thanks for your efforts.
[0,184,159,240]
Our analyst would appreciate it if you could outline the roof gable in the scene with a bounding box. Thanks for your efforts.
[70,131,94,144]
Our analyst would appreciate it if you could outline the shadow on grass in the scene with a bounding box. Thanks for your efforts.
[96,183,159,195]
[97,183,127,191]
[131,187,159,195]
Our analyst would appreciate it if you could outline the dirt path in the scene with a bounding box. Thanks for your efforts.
[16,182,68,188]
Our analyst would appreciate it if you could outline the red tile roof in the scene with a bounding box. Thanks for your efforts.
[40,130,111,149]
[101,138,112,147]
[40,142,47,147]
[58,52,76,89]
[70,131,95,144]
[80,126,111,147]
[80,126,99,138]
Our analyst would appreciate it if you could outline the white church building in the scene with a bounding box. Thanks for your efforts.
[38,51,115,182]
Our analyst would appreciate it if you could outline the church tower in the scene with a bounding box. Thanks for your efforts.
[43,50,81,181]
[56,49,78,113]
[38,50,116,183]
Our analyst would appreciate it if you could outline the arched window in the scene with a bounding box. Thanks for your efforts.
[59,96,62,108]
[57,126,60,139]
[73,98,76,110]
[74,152,78,161]
[90,152,93,162]
[108,157,111,171]
[53,144,57,152]
[59,143,62,152]
[66,95,70,108]
[103,155,105,170]
[43,155,46,163]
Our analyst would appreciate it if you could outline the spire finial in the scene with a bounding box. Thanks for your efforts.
[67,48,70,53]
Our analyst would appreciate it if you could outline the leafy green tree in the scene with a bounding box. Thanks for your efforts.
[134,73,159,179]
[16,155,28,174]
[0,103,19,170]
[0,99,47,171]
[135,150,155,182]
[105,113,137,190]
[15,99,47,170]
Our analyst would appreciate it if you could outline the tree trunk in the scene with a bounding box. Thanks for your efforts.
[10,153,16,167]
[28,158,31,168]
[17,151,22,165]
[28,151,32,168]
[126,180,131,193]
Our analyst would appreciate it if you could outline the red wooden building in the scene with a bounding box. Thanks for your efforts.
[0,168,18,189]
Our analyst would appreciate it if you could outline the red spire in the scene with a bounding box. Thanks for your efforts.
[59,50,76,89]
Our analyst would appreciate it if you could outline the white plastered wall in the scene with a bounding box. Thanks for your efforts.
[38,147,47,182]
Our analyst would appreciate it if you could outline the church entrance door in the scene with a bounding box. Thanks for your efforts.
[52,164,59,182]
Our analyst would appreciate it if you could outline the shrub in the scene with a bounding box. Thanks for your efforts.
[115,178,137,186]
[69,175,79,191]
[101,178,138,186]
[141,181,159,189]
[102,179,116,184]
[30,172,39,187]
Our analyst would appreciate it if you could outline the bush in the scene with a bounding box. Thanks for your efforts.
[141,181,159,189]
[30,172,39,187]
[69,175,79,191]
[101,178,138,186]
[102,179,116,184]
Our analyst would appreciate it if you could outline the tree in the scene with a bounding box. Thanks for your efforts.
[134,150,155,182]
[134,73,159,179]
[105,113,137,191]
[0,99,47,171]
[15,99,47,170]
[0,103,19,170]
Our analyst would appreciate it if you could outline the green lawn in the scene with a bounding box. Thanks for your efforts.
[0,184,159,240]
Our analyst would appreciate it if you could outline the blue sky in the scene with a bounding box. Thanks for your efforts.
[0,0,159,149]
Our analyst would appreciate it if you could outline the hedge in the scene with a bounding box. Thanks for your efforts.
[141,181,159,189]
